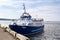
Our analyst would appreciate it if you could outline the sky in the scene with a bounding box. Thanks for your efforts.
[0,0,60,21]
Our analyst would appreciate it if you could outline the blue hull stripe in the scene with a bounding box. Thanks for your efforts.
[9,25,44,35]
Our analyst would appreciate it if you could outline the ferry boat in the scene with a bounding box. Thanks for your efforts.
[9,4,44,35]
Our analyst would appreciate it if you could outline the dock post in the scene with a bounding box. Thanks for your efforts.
[15,32,16,38]
[0,24,1,28]
[4,27,7,32]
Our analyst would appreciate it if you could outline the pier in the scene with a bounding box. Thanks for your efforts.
[0,24,29,40]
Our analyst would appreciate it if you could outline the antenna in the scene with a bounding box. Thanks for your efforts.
[23,3,26,13]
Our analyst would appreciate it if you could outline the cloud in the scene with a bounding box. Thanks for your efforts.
[0,0,8,2]
[0,0,60,21]
[25,5,60,21]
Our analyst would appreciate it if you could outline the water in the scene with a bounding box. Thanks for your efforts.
[29,21,60,40]
[0,21,60,40]
[0,21,11,27]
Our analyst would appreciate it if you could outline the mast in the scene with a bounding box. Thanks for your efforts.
[23,4,26,13]
[21,4,31,20]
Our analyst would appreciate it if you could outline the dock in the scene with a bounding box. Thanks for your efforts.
[0,24,29,40]
[0,28,16,40]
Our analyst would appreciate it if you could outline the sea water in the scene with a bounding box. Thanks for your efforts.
[29,21,60,40]
[0,20,11,27]
[0,21,60,40]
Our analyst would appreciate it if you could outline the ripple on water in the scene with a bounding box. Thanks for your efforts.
[29,22,60,40]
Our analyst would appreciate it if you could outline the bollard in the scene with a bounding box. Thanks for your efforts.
[0,24,1,28]
[4,27,7,32]
[15,32,17,38]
